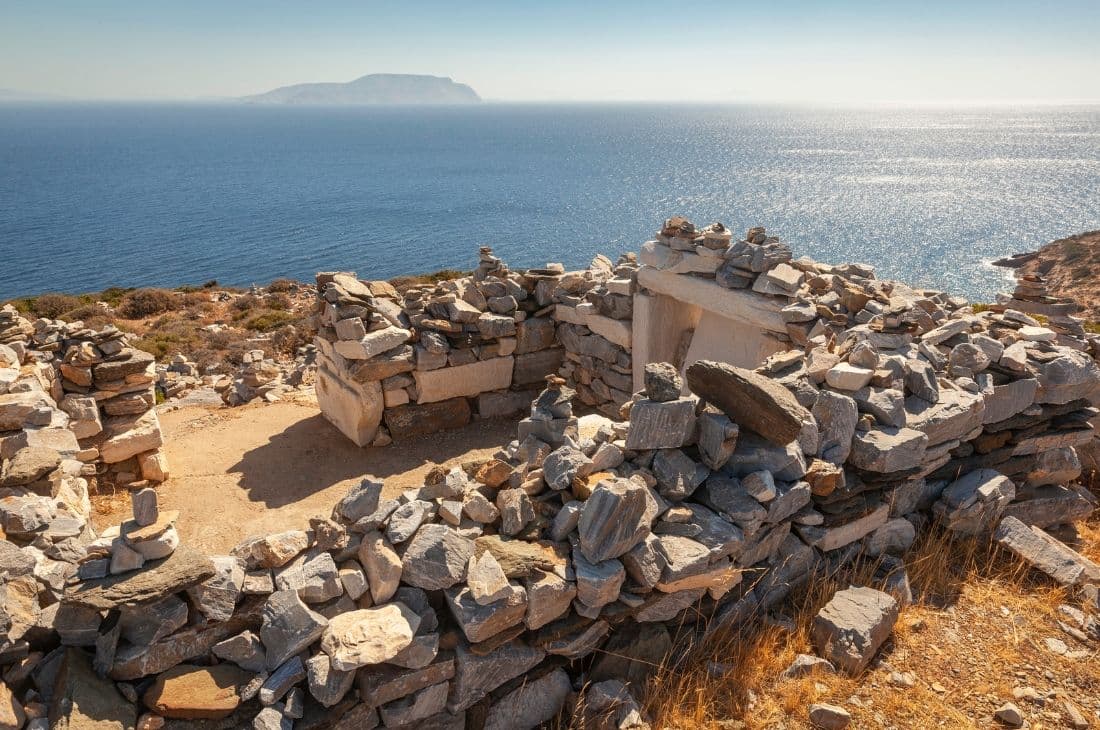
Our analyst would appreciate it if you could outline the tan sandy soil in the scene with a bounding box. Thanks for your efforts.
[90,397,517,553]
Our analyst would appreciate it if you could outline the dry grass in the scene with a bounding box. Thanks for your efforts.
[641,515,1100,729]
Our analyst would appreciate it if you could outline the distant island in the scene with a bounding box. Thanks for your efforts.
[241,73,480,105]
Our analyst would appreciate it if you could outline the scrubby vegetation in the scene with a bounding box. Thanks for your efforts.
[3,279,315,367]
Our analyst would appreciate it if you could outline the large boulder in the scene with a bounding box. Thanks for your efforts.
[686,360,811,445]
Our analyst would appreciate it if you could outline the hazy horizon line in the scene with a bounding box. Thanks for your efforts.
[3,93,1099,108]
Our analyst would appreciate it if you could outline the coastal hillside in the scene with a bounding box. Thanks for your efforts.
[995,230,1100,321]
[242,73,480,105]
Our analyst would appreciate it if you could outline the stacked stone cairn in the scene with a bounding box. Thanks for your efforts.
[996,270,1098,355]
[0,310,168,488]
[551,254,638,418]
[311,249,567,446]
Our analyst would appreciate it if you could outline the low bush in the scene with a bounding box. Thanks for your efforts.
[266,278,298,293]
[118,288,180,319]
[243,309,299,332]
[28,293,83,318]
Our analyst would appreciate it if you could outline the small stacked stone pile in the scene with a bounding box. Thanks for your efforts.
[0,319,167,488]
[551,254,639,417]
[996,271,1096,353]
[0,305,34,349]
[51,324,167,486]
[216,347,317,407]
[312,250,566,446]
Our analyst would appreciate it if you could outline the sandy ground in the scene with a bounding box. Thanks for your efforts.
[91,397,517,553]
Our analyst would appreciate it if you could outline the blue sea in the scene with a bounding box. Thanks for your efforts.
[1,102,1098,301]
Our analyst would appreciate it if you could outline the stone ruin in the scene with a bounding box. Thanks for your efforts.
[1,305,169,488]
[1,217,1100,729]
[311,246,637,446]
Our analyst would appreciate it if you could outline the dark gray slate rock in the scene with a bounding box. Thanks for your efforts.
[448,640,545,712]
[260,590,329,670]
[578,481,651,563]
[686,360,810,445]
[811,586,898,675]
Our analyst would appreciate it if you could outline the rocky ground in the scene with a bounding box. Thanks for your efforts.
[645,519,1100,729]
[994,230,1100,323]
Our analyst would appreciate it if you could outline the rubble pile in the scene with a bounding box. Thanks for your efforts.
[0,308,168,488]
[216,346,318,407]
[2,317,1097,728]
[550,254,638,418]
[312,249,568,446]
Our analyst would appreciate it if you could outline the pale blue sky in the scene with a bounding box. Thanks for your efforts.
[2,1,1098,102]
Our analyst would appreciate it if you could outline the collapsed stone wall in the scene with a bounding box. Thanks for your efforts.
[2,294,1097,729]
[0,305,168,487]
[312,248,568,446]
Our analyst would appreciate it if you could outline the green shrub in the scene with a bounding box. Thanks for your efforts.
[118,288,180,319]
[243,309,299,332]
[29,293,83,318]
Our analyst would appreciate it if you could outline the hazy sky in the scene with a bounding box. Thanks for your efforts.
[3,0,1099,103]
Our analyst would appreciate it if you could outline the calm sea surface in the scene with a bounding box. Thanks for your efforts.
[1,103,1097,301]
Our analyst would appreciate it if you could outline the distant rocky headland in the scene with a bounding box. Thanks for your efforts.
[241,73,480,105]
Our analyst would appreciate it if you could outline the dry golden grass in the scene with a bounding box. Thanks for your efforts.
[642,511,1100,729]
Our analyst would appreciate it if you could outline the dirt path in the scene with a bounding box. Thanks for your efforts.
[91,398,516,553]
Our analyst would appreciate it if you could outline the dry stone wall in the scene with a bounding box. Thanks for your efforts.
[311,248,568,446]
[1,338,1096,729]
[0,305,168,487]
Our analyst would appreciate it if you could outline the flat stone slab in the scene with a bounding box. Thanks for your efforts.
[995,516,1100,587]
[686,360,810,445]
[413,357,514,404]
[63,546,215,610]
[811,586,898,675]
[142,663,252,720]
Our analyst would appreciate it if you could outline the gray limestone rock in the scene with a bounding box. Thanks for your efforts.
[260,589,329,670]
[523,570,576,630]
[933,469,1015,535]
[624,397,698,450]
[483,667,572,730]
[260,656,307,705]
[696,411,739,470]
[400,524,475,591]
[994,516,1100,587]
[448,640,545,712]
[848,427,927,474]
[306,652,356,707]
[189,554,245,621]
[578,481,651,562]
[686,360,811,445]
[643,362,683,402]
[542,446,593,491]
[809,391,858,463]
[445,583,527,643]
[573,548,625,609]
[811,586,899,675]
[213,630,267,672]
[652,448,709,501]
[274,551,342,604]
